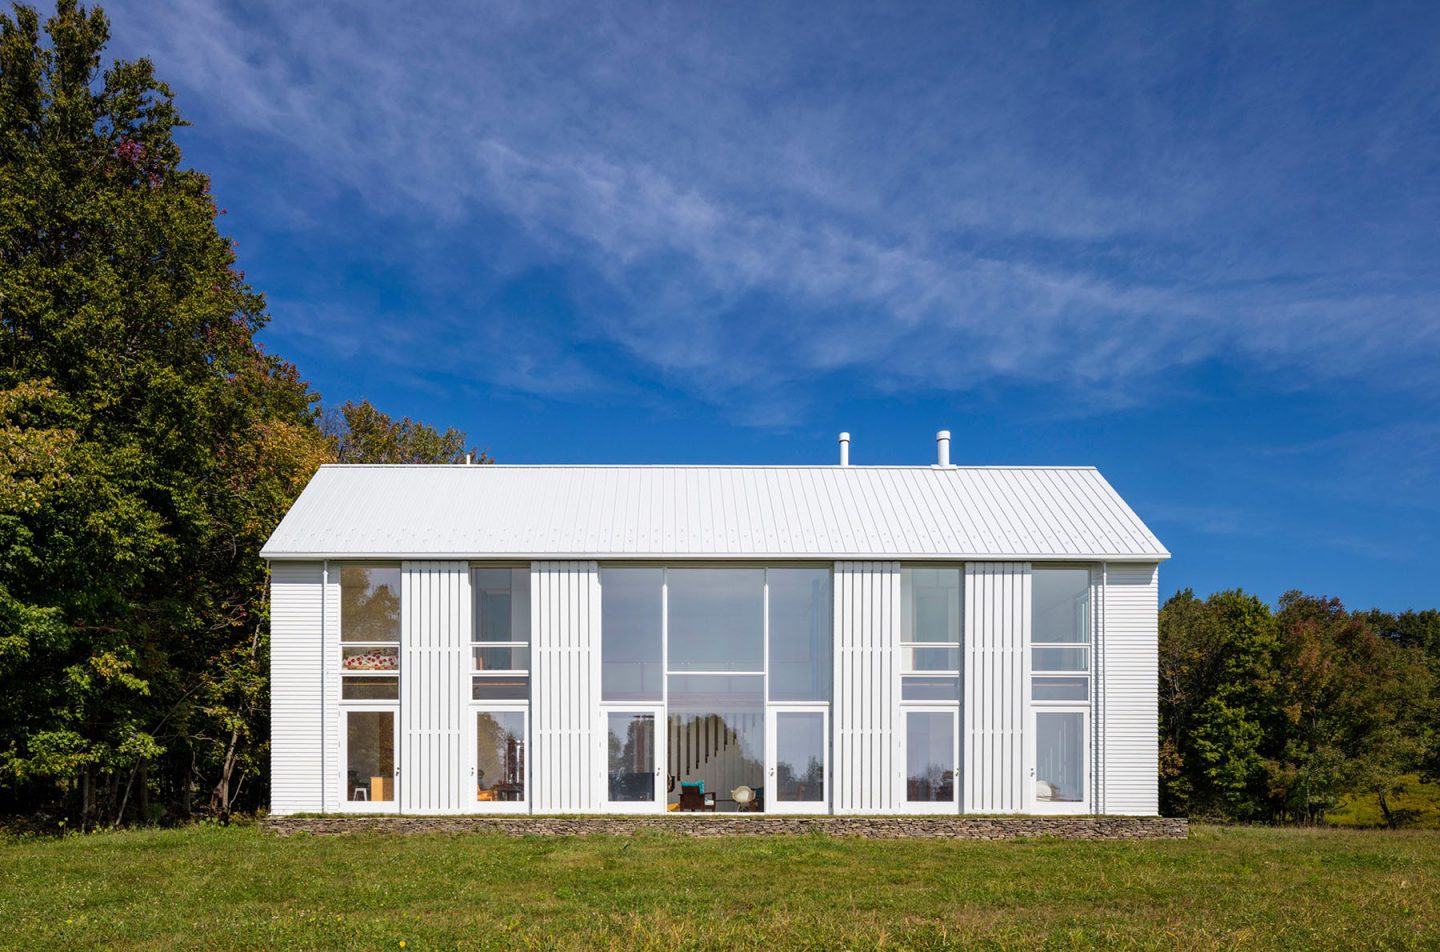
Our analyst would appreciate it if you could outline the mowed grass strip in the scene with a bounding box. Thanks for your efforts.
[1,823,1436,950]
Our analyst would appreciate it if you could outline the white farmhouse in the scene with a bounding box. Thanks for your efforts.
[262,432,1167,817]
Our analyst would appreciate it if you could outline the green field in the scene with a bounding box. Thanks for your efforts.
[2,823,1437,950]
[1327,776,1440,830]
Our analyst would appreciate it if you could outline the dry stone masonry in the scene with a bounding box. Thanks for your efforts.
[263,814,1188,840]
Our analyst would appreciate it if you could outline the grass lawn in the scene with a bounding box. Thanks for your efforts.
[2,823,1437,950]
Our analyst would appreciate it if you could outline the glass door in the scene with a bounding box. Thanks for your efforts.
[470,707,528,812]
[766,707,828,814]
[340,707,398,813]
[602,707,665,813]
[902,706,959,814]
[1030,708,1090,813]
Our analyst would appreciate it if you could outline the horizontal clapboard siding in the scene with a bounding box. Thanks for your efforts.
[532,562,600,813]
[833,562,900,814]
[270,562,324,815]
[1101,563,1160,815]
[965,562,1028,814]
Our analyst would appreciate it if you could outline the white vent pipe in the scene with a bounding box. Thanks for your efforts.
[936,430,951,467]
[838,432,851,466]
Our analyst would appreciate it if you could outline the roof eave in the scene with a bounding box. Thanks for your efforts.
[261,549,1172,562]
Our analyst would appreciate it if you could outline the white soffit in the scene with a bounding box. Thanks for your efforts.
[260,465,1169,562]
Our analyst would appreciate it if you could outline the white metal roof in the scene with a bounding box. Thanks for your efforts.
[260,464,1168,562]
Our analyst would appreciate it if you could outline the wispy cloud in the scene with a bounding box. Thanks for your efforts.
[102,0,1440,414]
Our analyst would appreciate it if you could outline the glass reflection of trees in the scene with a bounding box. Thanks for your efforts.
[475,712,524,800]
[340,566,401,642]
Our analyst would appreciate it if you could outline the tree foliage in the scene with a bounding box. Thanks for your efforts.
[0,1,471,827]
[1160,589,1436,824]
[325,399,484,465]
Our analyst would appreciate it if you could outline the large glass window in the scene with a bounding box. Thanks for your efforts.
[474,710,526,803]
[1031,567,1090,697]
[668,674,765,812]
[598,566,833,814]
[773,711,825,803]
[1030,567,1091,810]
[607,712,657,802]
[601,568,663,701]
[903,567,962,644]
[768,568,832,701]
[900,568,961,702]
[1035,711,1084,802]
[341,566,401,643]
[905,710,956,804]
[472,568,530,701]
[666,569,764,672]
[340,566,400,701]
[345,710,395,803]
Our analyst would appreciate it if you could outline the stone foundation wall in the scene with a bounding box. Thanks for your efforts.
[263,814,1188,840]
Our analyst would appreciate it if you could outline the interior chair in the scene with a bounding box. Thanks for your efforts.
[678,781,715,812]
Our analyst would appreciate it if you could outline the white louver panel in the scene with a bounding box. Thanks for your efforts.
[964,562,1029,814]
[400,562,469,814]
[833,562,901,814]
[532,561,601,812]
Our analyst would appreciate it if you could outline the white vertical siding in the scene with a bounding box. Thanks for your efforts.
[532,561,601,812]
[1100,562,1160,815]
[399,562,469,813]
[269,561,324,815]
[964,562,1029,814]
[832,562,900,814]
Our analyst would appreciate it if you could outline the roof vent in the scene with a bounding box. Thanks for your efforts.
[838,432,851,466]
[935,430,951,467]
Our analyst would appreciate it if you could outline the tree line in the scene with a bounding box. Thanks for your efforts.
[1161,591,1438,825]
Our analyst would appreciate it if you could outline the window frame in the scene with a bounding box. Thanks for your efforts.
[900,704,960,814]
[1026,565,1094,814]
[468,703,530,813]
[337,563,402,703]
[1029,565,1093,708]
[595,562,834,814]
[469,565,531,704]
[337,703,400,813]
[899,566,963,677]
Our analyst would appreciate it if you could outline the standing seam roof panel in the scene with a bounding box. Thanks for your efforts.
[260,465,1169,560]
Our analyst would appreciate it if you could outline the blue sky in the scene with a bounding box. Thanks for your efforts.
[99,1,1439,610]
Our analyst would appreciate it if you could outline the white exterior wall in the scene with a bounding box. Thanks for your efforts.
[832,562,901,814]
[273,554,1160,817]
[321,565,342,812]
[964,562,1030,814]
[269,561,324,815]
[531,561,601,812]
[400,562,470,813]
[1099,562,1160,815]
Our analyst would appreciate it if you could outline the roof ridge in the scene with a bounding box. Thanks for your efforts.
[316,463,1103,471]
